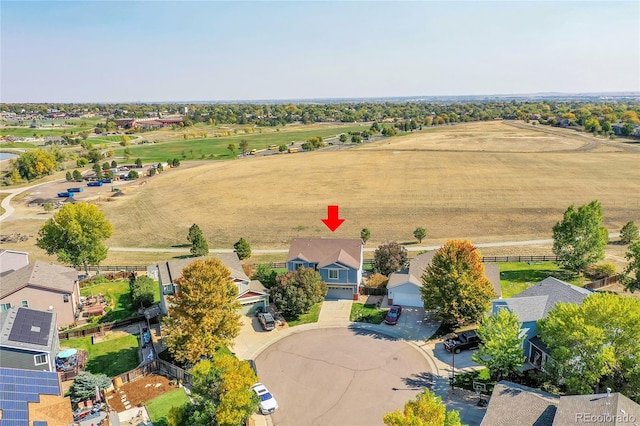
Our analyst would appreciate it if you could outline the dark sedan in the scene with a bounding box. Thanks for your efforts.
[384,305,402,325]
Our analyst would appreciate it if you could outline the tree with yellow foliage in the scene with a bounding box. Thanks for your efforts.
[383,389,461,426]
[162,258,242,365]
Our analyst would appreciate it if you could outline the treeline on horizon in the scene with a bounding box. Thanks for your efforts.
[2,100,640,129]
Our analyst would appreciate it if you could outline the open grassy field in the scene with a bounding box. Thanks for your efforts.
[111,123,370,162]
[2,121,639,267]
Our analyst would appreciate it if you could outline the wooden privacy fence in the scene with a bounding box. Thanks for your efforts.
[360,287,387,296]
[59,315,146,340]
[111,359,193,389]
[585,274,623,290]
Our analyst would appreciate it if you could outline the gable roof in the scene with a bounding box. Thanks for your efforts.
[493,296,549,322]
[157,253,250,285]
[0,261,77,299]
[287,238,363,270]
[0,307,57,352]
[553,392,640,425]
[481,381,559,426]
[512,276,591,317]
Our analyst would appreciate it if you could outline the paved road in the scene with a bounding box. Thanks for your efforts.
[255,328,433,426]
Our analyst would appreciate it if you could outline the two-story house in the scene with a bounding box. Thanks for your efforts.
[0,306,60,372]
[0,261,80,328]
[286,238,364,300]
[491,277,591,370]
[150,253,269,316]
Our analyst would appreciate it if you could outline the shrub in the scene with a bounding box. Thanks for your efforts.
[366,273,389,288]
[586,262,617,279]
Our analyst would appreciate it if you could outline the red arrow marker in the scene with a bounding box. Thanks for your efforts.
[321,205,345,232]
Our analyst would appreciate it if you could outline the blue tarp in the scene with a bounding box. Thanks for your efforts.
[57,348,78,359]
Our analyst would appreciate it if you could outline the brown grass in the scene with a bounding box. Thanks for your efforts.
[2,122,639,266]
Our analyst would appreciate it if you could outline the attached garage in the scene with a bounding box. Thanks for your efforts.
[326,286,354,300]
[239,301,265,316]
[388,282,423,307]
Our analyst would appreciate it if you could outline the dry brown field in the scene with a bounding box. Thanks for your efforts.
[2,121,639,266]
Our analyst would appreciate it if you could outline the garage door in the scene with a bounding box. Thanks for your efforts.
[240,301,264,316]
[326,286,353,300]
[391,292,423,307]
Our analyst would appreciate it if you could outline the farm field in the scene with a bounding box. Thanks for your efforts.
[2,121,639,266]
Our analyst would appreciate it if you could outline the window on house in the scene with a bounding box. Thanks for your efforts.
[34,354,48,365]
[0,303,10,312]
[63,294,70,303]
[328,270,339,280]
[21,301,29,308]
[163,284,174,295]
[293,262,303,270]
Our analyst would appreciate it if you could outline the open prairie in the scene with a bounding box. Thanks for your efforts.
[3,122,639,263]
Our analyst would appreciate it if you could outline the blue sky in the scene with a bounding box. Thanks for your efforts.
[1,1,639,102]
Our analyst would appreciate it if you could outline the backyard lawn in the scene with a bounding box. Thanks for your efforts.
[499,262,583,298]
[285,302,322,327]
[146,388,190,426]
[80,278,161,323]
[350,303,386,324]
[64,334,140,377]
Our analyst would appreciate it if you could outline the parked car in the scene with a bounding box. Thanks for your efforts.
[384,305,402,325]
[258,312,276,331]
[443,330,481,354]
[251,383,278,415]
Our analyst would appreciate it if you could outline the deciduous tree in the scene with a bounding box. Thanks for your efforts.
[270,267,327,318]
[162,258,242,365]
[239,139,249,153]
[130,275,156,308]
[15,149,57,180]
[374,241,407,276]
[383,389,462,426]
[620,221,639,244]
[36,203,113,274]
[413,227,427,244]
[233,238,251,260]
[552,200,608,275]
[538,293,640,400]
[252,264,278,289]
[472,309,525,381]
[421,240,496,326]
[623,241,640,293]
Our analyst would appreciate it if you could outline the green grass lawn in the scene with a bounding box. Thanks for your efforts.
[64,334,139,377]
[146,388,190,426]
[499,262,583,298]
[350,303,387,324]
[285,302,322,327]
[80,279,161,323]
[112,124,370,163]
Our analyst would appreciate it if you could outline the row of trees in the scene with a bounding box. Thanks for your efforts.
[187,224,252,260]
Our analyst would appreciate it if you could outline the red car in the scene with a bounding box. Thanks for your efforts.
[384,305,402,325]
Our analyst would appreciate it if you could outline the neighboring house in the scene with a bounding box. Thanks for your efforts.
[482,381,640,426]
[0,307,60,372]
[0,249,29,275]
[151,253,269,316]
[553,389,640,425]
[0,366,74,425]
[481,381,559,426]
[491,277,591,370]
[286,238,364,300]
[387,251,502,307]
[0,261,80,328]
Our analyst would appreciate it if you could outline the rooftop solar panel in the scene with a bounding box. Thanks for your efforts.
[0,367,61,424]
[7,308,52,346]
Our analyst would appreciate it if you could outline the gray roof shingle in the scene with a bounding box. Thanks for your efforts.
[553,392,640,425]
[0,261,77,299]
[482,381,560,426]
[512,276,591,317]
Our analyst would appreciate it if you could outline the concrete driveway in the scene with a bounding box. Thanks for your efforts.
[379,306,440,342]
[254,328,434,426]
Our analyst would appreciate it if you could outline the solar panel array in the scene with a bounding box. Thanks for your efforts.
[0,367,60,425]
[7,308,52,346]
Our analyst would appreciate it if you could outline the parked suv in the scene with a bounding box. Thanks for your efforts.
[443,330,481,354]
[258,312,276,331]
